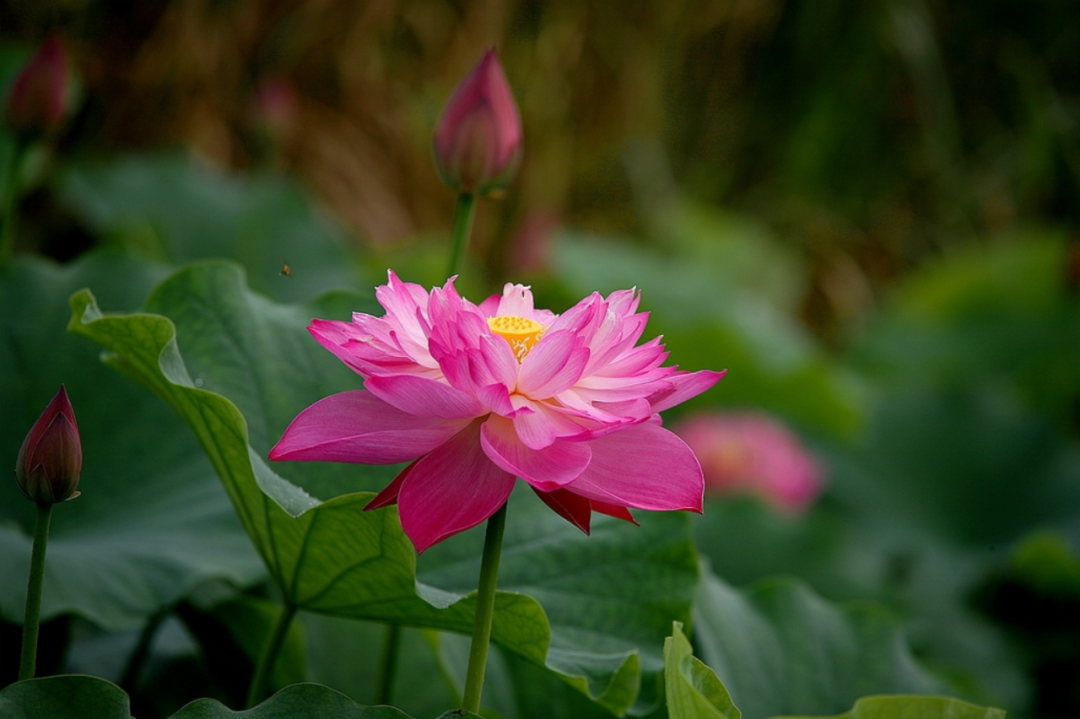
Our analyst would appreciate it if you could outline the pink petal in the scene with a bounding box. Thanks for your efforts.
[605,288,641,317]
[545,293,602,336]
[376,270,430,320]
[591,500,638,524]
[268,390,468,463]
[480,416,591,491]
[478,383,515,416]
[533,487,592,534]
[308,319,371,376]
[493,283,537,318]
[649,369,727,412]
[364,461,415,510]
[479,293,501,316]
[518,330,590,398]
[564,423,704,512]
[396,420,516,552]
[508,396,585,449]
[510,400,556,449]
[365,373,484,419]
[475,334,519,389]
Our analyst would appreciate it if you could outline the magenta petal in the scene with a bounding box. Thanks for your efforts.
[397,420,516,552]
[649,369,726,413]
[565,423,704,512]
[308,319,370,375]
[480,417,591,491]
[365,373,484,419]
[268,390,467,463]
[533,487,592,534]
[518,330,590,398]
[478,383,515,416]
[591,500,638,525]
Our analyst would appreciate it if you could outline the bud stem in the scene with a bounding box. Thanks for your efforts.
[446,192,477,278]
[0,137,29,264]
[461,501,507,714]
[19,501,53,681]
[245,601,297,708]
[375,623,401,705]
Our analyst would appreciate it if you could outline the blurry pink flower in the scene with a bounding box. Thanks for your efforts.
[433,48,522,196]
[270,272,724,552]
[4,35,71,137]
[674,412,823,513]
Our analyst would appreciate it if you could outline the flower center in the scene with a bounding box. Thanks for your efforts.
[487,315,544,361]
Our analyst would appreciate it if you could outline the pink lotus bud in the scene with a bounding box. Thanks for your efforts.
[4,35,71,138]
[15,385,82,504]
[433,48,522,196]
[674,412,823,514]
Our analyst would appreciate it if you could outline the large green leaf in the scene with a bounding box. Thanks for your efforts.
[771,695,1006,719]
[0,676,132,719]
[170,683,429,719]
[0,254,263,631]
[0,676,481,719]
[57,152,365,304]
[68,261,699,716]
[692,568,942,719]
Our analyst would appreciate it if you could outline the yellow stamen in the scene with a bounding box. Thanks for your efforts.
[487,315,544,361]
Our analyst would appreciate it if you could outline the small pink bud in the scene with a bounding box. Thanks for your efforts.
[15,385,82,504]
[433,48,522,196]
[252,76,299,142]
[4,35,72,137]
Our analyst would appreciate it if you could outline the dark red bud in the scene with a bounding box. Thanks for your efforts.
[4,35,72,138]
[15,385,82,504]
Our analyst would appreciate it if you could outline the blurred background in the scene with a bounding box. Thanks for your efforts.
[3,0,1077,332]
[2,1,1080,717]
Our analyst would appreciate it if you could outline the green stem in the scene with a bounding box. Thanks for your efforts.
[375,623,401,705]
[19,502,53,681]
[118,608,167,693]
[246,602,297,708]
[461,502,507,714]
[0,138,28,264]
[446,192,477,278]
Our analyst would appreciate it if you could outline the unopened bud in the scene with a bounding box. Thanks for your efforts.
[4,35,72,138]
[15,385,82,504]
[433,48,522,196]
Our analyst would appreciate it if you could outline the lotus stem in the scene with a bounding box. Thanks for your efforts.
[446,192,476,278]
[375,623,401,705]
[461,501,507,714]
[245,601,297,708]
[19,502,53,681]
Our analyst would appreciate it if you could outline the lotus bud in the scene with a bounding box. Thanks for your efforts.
[4,35,72,138]
[15,385,82,504]
[433,48,522,196]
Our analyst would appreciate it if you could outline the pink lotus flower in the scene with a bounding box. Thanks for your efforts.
[4,35,71,137]
[16,385,82,504]
[674,412,823,513]
[270,272,725,552]
[433,48,522,196]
